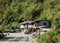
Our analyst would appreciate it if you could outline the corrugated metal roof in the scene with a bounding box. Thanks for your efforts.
[20,21,34,24]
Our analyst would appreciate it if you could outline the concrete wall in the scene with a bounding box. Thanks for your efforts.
[36,20,51,28]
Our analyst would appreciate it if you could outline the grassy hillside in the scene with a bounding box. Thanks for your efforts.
[37,29,60,43]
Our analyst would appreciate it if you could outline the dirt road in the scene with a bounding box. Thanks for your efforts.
[0,32,37,43]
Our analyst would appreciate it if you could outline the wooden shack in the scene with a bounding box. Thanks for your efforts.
[20,20,51,34]
[20,21,36,32]
[20,21,35,29]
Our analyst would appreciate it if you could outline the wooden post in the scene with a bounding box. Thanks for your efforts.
[27,23,28,29]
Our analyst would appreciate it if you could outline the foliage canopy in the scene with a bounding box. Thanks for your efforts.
[0,0,60,30]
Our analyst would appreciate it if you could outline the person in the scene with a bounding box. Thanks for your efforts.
[8,32,9,35]
[35,28,40,36]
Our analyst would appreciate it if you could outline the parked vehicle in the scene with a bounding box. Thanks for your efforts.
[16,28,21,32]
[5,29,16,33]
[9,29,16,33]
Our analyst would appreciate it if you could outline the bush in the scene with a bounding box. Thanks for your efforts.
[37,29,60,43]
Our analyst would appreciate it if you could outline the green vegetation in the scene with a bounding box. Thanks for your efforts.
[37,29,60,43]
[0,0,60,30]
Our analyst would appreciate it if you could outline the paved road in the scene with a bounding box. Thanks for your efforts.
[0,32,37,43]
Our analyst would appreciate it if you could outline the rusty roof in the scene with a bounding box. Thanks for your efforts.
[20,21,34,24]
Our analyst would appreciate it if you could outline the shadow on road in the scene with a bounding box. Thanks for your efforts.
[0,36,29,42]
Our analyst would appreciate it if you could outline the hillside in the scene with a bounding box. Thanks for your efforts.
[37,29,60,43]
[0,0,60,30]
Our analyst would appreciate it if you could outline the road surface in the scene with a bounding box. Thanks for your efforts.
[0,32,37,43]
